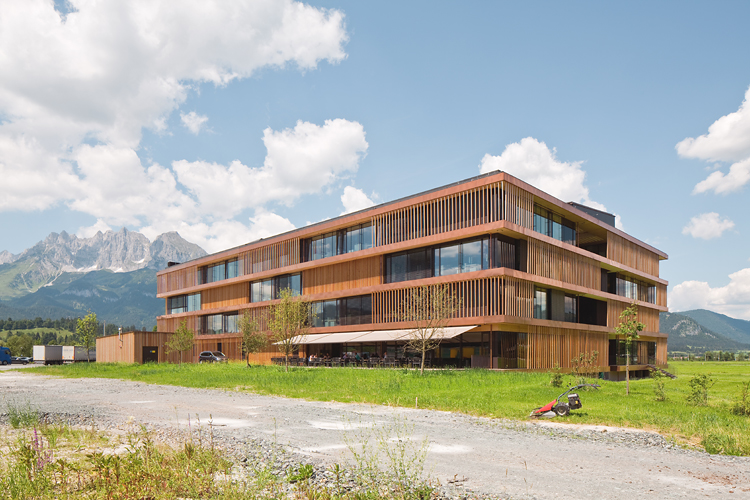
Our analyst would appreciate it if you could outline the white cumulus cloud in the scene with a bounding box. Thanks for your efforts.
[0,0,350,253]
[180,112,209,135]
[340,186,376,214]
[670,268,750,320]
[681,212,735,240]
[479,137,622,228]
[172,119,368,217]
[677,85,750,194]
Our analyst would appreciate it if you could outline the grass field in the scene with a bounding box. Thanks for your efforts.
[22,361,750,455]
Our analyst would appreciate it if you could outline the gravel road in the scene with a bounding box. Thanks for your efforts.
[1,369,748,499]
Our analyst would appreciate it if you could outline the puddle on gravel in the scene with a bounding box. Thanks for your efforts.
[429,443,472,454]
[301,443,349,453]
[308,420,376,430]
[177,417,254,429]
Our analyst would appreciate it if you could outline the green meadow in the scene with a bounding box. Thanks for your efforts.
[23,361,750,455]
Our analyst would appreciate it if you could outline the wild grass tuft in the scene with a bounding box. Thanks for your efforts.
[4,401,40,429]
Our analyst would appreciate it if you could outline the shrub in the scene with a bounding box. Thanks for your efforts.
[570,351,599,384]
[652,371,667,401]
[731,381,750,417]
[549,364,564,388]
[687,374,715,406]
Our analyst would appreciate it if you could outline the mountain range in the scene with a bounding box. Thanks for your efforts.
[660,310,750,353]
[0,229,206,328]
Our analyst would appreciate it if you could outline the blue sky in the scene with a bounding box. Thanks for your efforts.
[1,1,749,318]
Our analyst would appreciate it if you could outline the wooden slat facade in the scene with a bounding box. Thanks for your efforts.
[656,338,668,365]
[656,283,667,308]
[157,315,200,335]
[373,182,503,246]
[202,283,248,310]
[303,256,382,295]
[243,237,300,274]
[526,327,609,370]
[607,299,660,333]
[607,232,660,277]
[371,276,533,323]
[527,238,601,289]
[96,332,182,364]
[157,266,200,295]
[501,180,534,229]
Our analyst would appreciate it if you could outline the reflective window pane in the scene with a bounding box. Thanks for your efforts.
[361,224,373,250]
[389,253,407,283]
[461,240,483,273]
[534,288,549,320]
[439,245,460,276]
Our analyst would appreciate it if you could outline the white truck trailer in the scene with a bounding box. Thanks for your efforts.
[32,345,64,365]
[62,345,96,363]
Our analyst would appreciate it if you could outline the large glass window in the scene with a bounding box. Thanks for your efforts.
[343,223,373,254]
[494,236,517,270]
[311,299,339,327]
[608,273,657,304]
[224,313,238,334]
[250,273,302,303]
[436,244,459,276]
[226,259,240,280]
[534,287,550,320]
[434,238,489,277]
[202,313,238,334]
[386,248,431,283]
[203,314,223,334]
[533,205,576,245]
[168,293,201,315]
[201,259,241,284]
[309,232,337,261]
[305,223,374,261]
[564,295,577,323]
[310,295,372,327]
[385,237,490,284]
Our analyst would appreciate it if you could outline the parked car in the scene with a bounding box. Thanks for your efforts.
[198,351,228,363]
[11,356,30,365]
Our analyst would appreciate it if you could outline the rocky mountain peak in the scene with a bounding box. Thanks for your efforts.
[0,229,207,299]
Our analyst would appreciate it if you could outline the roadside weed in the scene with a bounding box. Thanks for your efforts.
[4,400,39,429]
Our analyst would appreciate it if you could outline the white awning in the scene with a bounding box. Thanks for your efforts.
[282,325,477,345]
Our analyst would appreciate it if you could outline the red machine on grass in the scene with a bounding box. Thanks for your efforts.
[529,384,600,418]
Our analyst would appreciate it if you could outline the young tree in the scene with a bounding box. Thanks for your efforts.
[615,302,645,395]
[268,288,310,372]
[401,284,459,375]
[165,320,194,364]
[239,311,268,367]
[76,311,98,362]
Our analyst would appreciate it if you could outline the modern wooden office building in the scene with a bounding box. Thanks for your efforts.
[156,170,668,376]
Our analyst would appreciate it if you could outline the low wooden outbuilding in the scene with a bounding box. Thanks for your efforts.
[96,331,183,364]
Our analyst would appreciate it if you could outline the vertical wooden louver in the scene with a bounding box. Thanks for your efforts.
[607,299,660,333]
[244,237,300,274]
[527,239,601,289]
[157,266,201,295]
[371,276,536,324]
[607,232,660,277]
[501,181,534,229]
[526,327,608,370]
[372,182,504,246]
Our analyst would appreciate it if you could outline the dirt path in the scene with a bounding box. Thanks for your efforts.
[2,370,748,499]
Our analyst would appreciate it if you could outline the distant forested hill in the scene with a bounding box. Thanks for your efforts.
[660,311,750,353]
[676,309,750,345]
